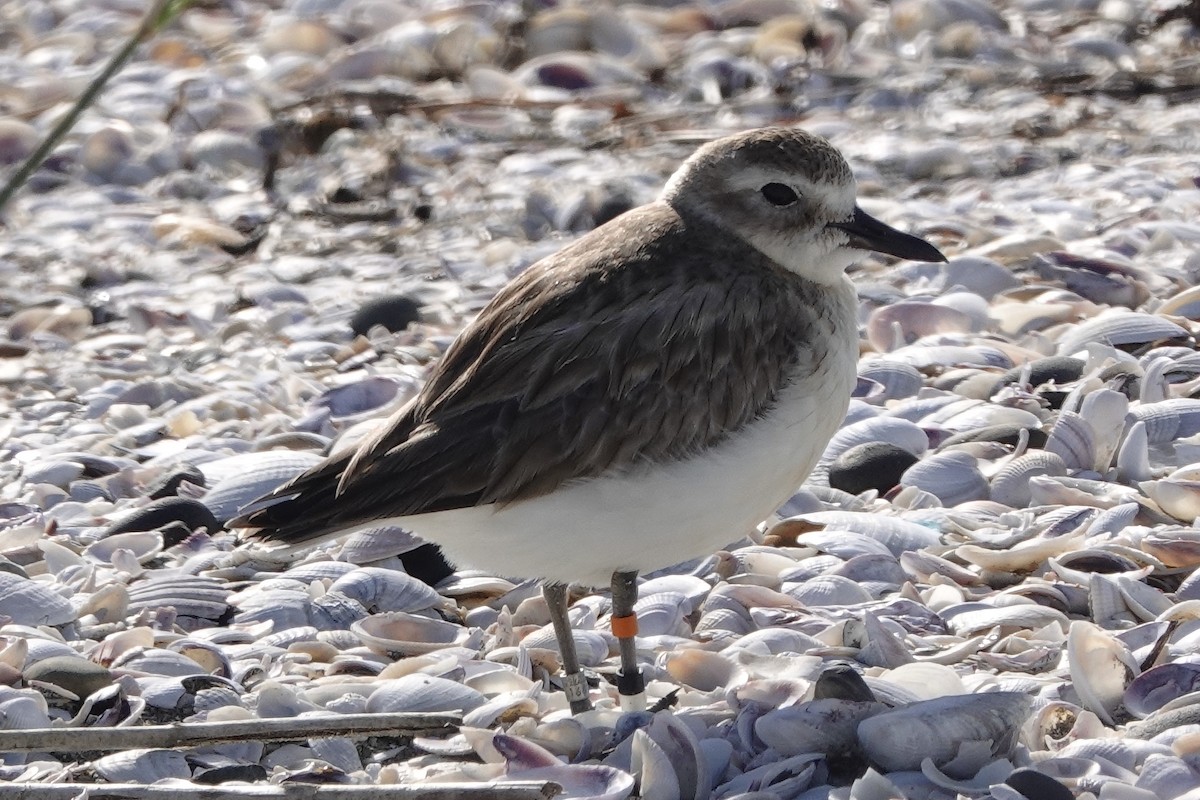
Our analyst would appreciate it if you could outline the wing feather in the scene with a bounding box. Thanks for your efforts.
[239,203,821,545]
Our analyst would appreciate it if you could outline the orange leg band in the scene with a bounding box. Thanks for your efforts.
[611,613,638,639]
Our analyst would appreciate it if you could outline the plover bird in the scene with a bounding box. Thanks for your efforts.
[237,127,945,713]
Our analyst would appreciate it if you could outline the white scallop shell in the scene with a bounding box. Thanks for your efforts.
[328,567,444,614]
[92,749,191,783]
[199,451,323,521]
[1057,311,1187,356]
[0,573,76,626]
[352,611,483,657]
[857,691,1032,772]
[366,674,487,714]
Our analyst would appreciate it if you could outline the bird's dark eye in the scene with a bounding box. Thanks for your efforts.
[760,183,799,206]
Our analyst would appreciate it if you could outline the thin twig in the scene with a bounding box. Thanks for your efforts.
[0,0,193,219]
[0,712,460,753]
[0,782,559,800]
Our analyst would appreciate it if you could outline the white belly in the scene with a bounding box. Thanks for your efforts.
[400,287,858,586]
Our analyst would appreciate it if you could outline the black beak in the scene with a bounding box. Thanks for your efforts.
[828,206,946,263]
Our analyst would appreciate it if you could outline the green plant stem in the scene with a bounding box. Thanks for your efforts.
[0,0,188,220]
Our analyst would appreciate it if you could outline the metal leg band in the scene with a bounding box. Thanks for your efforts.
[562,671,589,704]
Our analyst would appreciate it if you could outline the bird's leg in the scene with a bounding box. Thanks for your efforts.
[542,581,592,714]
[610,569,646,712]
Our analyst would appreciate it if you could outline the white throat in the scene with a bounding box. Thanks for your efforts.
[744,230,862,286]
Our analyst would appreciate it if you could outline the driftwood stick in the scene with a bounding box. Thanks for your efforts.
[0,712,459,754]
[0,0,195,218]
[0,781,559,800]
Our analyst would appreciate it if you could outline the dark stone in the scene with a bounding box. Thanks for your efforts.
[145,464,206,499]
[192,764,269,785]
[813,664,875,702]
[349,294,422,336]
[1001,356,1086,387]
[1005,768,1074,800]
[593,194,634,227]
[102,496,222,537]
[75,454,122,478]
[0,556,27,578]
[828,442,918,495]
[1036,387,1072,410]
[24,656,113,700]
[943,370,1005,400]
[88,304,122,325]
[158,520,197,548]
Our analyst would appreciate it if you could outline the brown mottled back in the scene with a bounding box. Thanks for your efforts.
[240,201,837,543]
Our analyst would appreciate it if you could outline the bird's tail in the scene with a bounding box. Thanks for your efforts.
[231,448,356,548]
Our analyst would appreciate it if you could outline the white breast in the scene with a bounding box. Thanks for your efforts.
[401,279,860,586]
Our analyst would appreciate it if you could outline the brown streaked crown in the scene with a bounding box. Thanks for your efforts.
[664,127,854,199]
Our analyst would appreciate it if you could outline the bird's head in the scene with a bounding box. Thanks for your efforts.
[662,127,946,284]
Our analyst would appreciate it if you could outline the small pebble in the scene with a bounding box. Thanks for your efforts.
[348,294,422,336]
[24,656,113,700]
[828,442,919,496]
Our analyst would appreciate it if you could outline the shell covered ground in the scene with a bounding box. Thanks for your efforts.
[3,1,1200,799]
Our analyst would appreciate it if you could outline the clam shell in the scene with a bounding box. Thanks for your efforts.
[112,647,211,677]
[123,574,228,623]
[956,533,1083,573]
[637,575,712,608]
[923,400,1042,434]
[857,691,1033,772]
[1124,663,1200,719]
[1133,753,1200,798]
[328,567,443,614]
[1140,529,1200,568]
[1146,482,1200,524]
[605,710,710,798]
[1127,399,1200,445]
[663,649,748,693]
[312,376,403,419]
[0,690,52,730]
[366,674,487,714]
[335,526,427,563]
[942,603,1068,637]
[277,561,359,583]
[519,626,608,667]
[1045,411,1095,472]
[786,511,940,555]
[867,301,976,351]
[199,451,323,522]
[1067,620,1139,726]
[784,575,872,606]
[629,591,690,637]
[1158,285,1200,318]
[92,749,191,783]
[1056,312,1188,356]
[1078,388,1129,471]
[84,531,163,565]
[991,452,1068,508]
[900,450,989,506]
[712,753,821,798]
[630,728,677,800]
[857,360,924,400]
[756,698,885,757]
[352,611,480,657]
[0,573,76,626]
